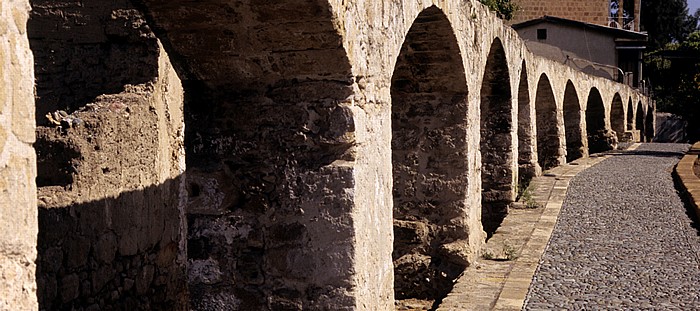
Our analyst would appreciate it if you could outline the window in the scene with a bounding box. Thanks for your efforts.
[537,28,547,40]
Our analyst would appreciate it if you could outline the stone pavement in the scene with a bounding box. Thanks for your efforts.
[438,146,625,311]
[524,143,700,310]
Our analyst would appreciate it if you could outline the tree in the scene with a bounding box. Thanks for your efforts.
[480,0,518,20]
[646,31,700,140]
[641,0,698,51]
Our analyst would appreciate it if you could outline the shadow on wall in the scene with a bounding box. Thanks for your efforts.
[655,113,687,143]
[36,177,187,311]
[391,5,470,306]
[535,74,562,170]
[586,88,615,153]
[480,38,514,237]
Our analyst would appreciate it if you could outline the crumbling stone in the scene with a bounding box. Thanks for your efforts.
[1,1,659,310]
[588,129,619,153]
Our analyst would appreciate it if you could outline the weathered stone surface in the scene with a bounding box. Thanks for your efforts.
[0,0,37,309]
[30,2,187,309]
[60,274,80,303]
[2,0,657,310]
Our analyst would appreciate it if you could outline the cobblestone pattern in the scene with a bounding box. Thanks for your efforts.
[525,143,700,310]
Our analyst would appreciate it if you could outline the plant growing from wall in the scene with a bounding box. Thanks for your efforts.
[480,0,518,20]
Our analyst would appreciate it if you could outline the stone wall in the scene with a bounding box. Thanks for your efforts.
[517,62,539,182]
[28,0,159,126]
[535,74,564,170]
[136,1,368,309]
[586,88,614,153]
[480,39,515,236]
[31,1,187,310]
[135,1,653,309]
[0,1,657,310]
[0,0,38,309]
[390,7,471,302]
[563,81,585,162]
[511,0,610,26]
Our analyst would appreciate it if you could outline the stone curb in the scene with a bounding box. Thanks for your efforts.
[673,141,700,220]
[437,144,641,311]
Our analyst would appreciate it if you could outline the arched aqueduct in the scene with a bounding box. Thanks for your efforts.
[2,0,654,309]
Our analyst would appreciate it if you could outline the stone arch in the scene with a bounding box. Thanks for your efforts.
[138,1,362,309]
[611,93,625,139]
[480,38,513,237]
[645,105,655,141]
[517,62,536,183]
[29,2,188,310]
[636,101,645,141]
[391,6,469,302]
[563,80,584,162]
[627,98,634,130]
[586,88,610,153]
[535,74,562,170]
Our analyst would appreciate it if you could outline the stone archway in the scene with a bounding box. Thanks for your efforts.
[391,5,470,303]
[586,88,611,153]
[611,93,625,140]
[636,101,645,141]
[139,1,362,309]
[29,2,188,310]
[645,105,655,141]
[480,38,514,237]
[535,74,562,170]
[563,80,584,162]
[627,98,634,130]
[518,62,537,185]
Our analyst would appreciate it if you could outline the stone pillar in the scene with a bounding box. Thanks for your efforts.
[0,0,39,309]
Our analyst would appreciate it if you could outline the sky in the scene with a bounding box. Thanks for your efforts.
[689,0,700,14]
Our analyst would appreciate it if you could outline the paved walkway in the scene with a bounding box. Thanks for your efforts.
[439,148,612,310]
[524,143,700,310]
[439,143,700,310]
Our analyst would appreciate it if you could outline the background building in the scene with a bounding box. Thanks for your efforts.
[513,16,647,87]
[511,0,641,32]
[511,1,647,88]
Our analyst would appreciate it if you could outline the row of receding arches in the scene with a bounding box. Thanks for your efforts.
[390,6,649,301]
[24,0,655,308]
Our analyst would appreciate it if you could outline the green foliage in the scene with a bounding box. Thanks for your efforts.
[641,0,699,51]
[646,31,700,140]
[480,0,518,20]
[503,243,519,261]
[516,179,540,209]
[641,0,700,140]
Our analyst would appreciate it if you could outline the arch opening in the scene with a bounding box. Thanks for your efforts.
[611,93,626,141]
[645,105,655,141]
[636,101,645,142]
[28,2,188,310]
[517,62,537,188]
[480,38,514,237]
[627,98,634,130]
[535,74,562,170]
[391,6,470,305]
[140,0,362,308]
[563,81,584,162]
[586,88,615,153]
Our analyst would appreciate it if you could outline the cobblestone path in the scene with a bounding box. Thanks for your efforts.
[524,143,700,310]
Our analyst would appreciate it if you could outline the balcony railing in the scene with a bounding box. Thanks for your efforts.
[608,17,635,31]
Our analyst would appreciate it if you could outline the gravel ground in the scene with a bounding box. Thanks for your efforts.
[524,143,700,310]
